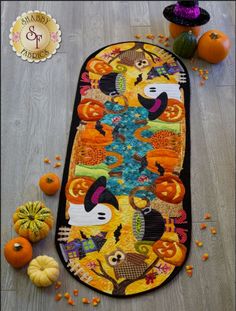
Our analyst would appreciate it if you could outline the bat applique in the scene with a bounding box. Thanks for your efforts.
[95,120,106,136]
[155,162,165,176]
[134,73,143,86]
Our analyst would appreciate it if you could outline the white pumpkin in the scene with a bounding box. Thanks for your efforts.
[27,255,59,287]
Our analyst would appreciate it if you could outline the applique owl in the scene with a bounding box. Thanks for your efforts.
[117,50,150,70]
[106,248,148,280]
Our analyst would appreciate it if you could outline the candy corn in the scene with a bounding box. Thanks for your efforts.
[202,253,209,261]
[68,298,75,305]
[54,281,62,289]
[82,297,90,304]
[54,162,61,168]
[55,155,61,161]
[204,213,211,220]
[73,289,79,296]
[146,34,155,40]
[210,227,217,235]
[200,223,207,230]
[54,293,62,301]
[64,292,71,299]
[185,265,193,277]
[195,240,203,247]
[44,157,51,164]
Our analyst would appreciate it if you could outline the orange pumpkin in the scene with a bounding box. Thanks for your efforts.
[146,149,180,173]
[152,239,187,266]
[77,98,105,121]
[150,130,182,153]
[79,122,113,146]
[76,145,106,165]
[169,22,201,38]
[86,58,113,75]
[155,174,185,204]
[197,30,231,64]
[65,176,95,204]
[39,173,61,196]
[158,99,185,122]
[4,237,33,268]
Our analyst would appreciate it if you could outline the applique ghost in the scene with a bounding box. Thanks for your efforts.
[68,176,119,226]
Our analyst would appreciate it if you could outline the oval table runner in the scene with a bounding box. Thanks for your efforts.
[55,41,191,297]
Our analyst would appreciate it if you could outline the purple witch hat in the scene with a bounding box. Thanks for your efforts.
[163,1,210,27]
[85,176,119,212]
[138,92,168,121]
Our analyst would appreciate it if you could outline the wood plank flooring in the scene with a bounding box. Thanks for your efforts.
[1,1,235,310]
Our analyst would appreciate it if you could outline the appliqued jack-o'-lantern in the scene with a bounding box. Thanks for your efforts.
[86,58,113,75]
[79,122,113,146]
[65,176,95,204]
[77,98,105,121]
[152,239,187,266]
[158,99,185,122]
[155,174,185,204]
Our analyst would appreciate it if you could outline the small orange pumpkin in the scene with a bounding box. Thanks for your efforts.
[4,237,33,268]
[77,98,105,121]
[158,99,185,122]
[146,149,180,173]
[169,22,201,38]
[197,30,231,64]
[152,239,187,266]
[79,122,113,146]
[86,58,113,75]
[39,173,61,196]
[155,174,185,204]
[65,176,95,204]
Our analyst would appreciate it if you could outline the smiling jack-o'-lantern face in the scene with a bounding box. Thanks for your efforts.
[77,98,105,121]
[155,174,185,204]
[86,58,113,75]
[65,176,95,204]
[158,99,185,122]
[152,239,187,266]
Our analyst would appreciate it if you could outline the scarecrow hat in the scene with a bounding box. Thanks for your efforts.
[85,176,119,212]
[163,0,210,27]
[138,92,168,121]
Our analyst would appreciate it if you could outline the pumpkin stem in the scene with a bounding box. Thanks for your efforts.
[46,177,54,183]
[14,243,23,251]
[210,32,219,40]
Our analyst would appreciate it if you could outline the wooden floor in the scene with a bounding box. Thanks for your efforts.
[1,1,235,310]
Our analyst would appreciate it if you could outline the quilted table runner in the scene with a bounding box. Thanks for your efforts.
[55,41,191,297]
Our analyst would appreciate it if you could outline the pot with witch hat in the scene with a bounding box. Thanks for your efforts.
[132,207,165,242]
[163,1,210,38]
[129,186,165,243]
